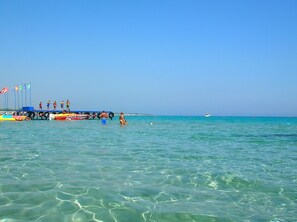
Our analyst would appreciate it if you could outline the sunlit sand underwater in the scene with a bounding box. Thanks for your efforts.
[1,116,296,221]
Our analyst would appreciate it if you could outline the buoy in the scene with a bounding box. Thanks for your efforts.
[109,112,114,119]
[43,112,50,119]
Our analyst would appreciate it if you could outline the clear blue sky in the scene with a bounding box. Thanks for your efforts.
[1,0,296,116]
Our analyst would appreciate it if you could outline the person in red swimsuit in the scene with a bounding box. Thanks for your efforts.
[53,101,57,110]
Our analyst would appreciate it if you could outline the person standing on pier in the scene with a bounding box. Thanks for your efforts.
[47,100,51,110]
[53,101,57,110]
[66,99,70,111]
[60,100,64,109]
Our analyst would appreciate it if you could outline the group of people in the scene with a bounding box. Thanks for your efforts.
[38,101,127,125]
[39,99,70,111]
[99,111,127,126]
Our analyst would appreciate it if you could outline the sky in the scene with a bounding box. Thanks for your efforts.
[0,0,296,116]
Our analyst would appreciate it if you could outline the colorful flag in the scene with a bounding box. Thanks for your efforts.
[15,85,19,91]
[0,87,8,94]
[19,84,23,91]
[27,83,31,89]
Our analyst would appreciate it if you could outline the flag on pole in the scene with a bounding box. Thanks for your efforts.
[28,82,32,106]
[0,87,8,94]
[19,84,23,91]
[15,85,19,91]
[27,83,31,89]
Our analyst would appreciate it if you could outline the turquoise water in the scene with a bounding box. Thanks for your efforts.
[0,116,296,222]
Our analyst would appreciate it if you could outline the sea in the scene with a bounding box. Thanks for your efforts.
[0,116,296,222]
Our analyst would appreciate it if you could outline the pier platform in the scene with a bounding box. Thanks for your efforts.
[13,107,115,120]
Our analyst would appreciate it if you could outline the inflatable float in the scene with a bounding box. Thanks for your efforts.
[0,114,28,121]
[49,113,89,121]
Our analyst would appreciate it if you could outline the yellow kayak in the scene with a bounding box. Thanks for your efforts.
[0,114,28,121]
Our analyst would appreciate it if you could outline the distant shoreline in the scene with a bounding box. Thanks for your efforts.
[119,113,154,116]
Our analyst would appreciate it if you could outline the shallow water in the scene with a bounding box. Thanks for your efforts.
[0,116,296,221]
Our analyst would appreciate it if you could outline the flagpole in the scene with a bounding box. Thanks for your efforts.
[28,82,32,107]
[17,88,19,109]
[21,85,23,108]
[14,87,16,110]
[6,92,8,109]
[25,83,27,107]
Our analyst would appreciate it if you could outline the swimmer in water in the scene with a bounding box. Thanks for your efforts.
[119,112,127,125]
[100,111,108,125]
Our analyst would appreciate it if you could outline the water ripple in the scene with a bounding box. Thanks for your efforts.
[0,117,296,221]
